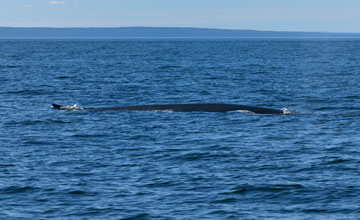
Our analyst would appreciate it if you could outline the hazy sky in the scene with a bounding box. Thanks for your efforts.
[1,0,360,32]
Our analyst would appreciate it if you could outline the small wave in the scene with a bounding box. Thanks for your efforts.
[50,119,72,124]
[178,152,211,161]
[71,133,108,138]
[19,119,43,125]
[0,185,38,194]
[56,75,73,79]
[0,65,20,69]
[158,65,180,69]
[327,158,350,164]
[24,140,53,145]
[0,163,15,167]
[145,180,176,188]
[149,109,174,113]
[282,108,292,114]
[6,119,71,126]
[303,208,329,213]
[227,183,304,194]
[211,197,237,204]
[339,111,360,117]
[119,213,150,220]
[6,89,48,95]
[68,190,88,195]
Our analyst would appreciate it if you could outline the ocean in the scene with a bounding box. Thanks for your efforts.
[1,38,360,219]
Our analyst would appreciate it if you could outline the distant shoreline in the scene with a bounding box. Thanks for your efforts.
[1,27,360,38]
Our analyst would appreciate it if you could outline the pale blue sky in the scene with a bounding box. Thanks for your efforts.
[1,0,360,32]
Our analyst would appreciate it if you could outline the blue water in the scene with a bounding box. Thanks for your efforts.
[1,39,360,219]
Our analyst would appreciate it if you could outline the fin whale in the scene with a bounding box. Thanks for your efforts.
[52,103,287,114]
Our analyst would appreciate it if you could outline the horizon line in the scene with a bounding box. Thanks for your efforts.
[1,26,359,34]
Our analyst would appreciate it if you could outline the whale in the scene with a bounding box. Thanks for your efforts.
[52,103,288,114]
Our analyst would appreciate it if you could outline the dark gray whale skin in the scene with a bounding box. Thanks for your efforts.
[52,103,285,114]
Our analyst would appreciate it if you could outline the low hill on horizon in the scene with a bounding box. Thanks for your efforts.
[1,27,360,38]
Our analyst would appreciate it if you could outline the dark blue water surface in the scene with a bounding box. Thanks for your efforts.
[1,39,360,219]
